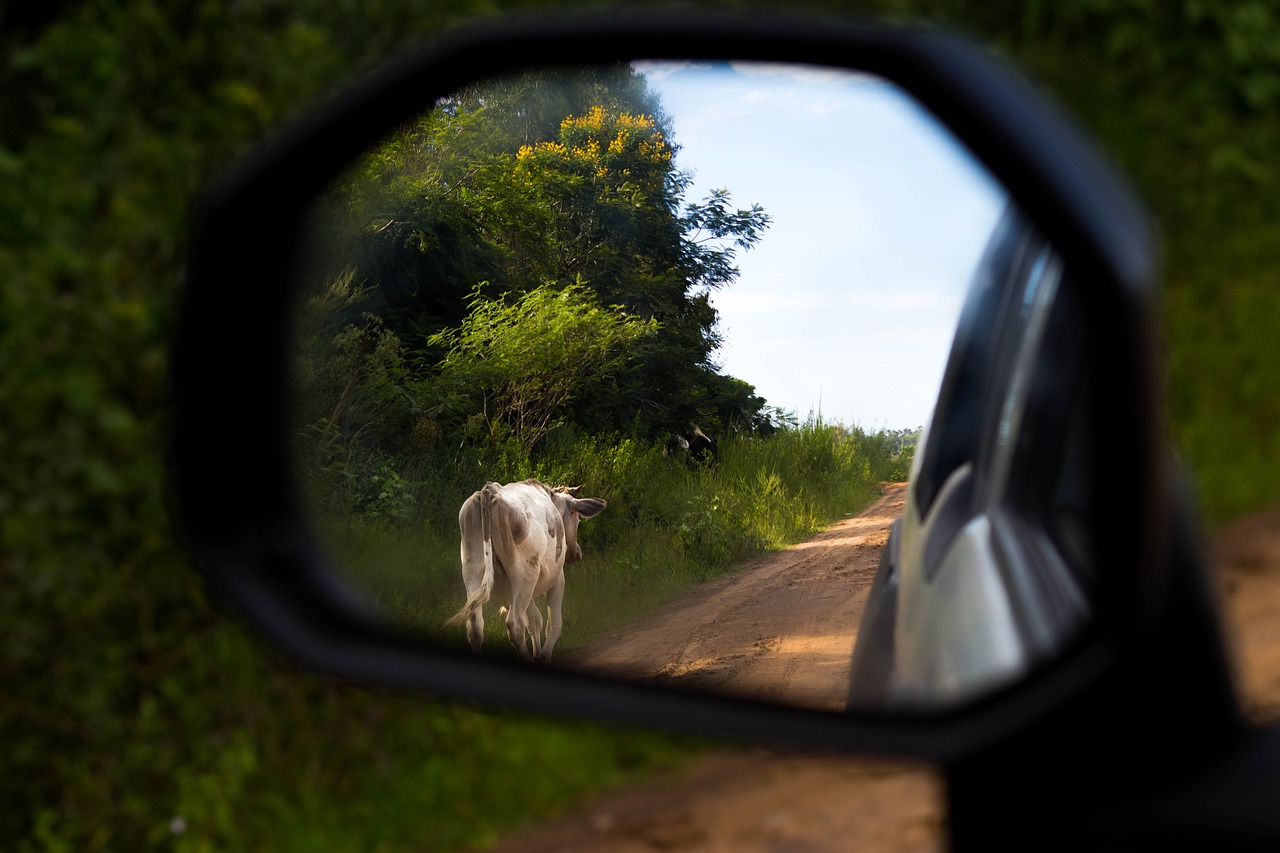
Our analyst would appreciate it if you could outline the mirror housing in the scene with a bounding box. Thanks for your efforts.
[174,9,1183,761]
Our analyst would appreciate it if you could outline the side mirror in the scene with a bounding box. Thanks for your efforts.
[174,10,1177,759]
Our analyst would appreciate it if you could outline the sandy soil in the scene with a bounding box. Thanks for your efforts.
[483,486,1280,853]
[1212,504,1280,722]
[557,482,907,713]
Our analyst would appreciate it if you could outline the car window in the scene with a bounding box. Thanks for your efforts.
[913,204,1047,516]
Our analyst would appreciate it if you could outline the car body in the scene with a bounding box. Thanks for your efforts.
[850,204,1093,711]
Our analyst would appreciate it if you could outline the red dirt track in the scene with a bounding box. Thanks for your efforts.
[484,488,1280,852]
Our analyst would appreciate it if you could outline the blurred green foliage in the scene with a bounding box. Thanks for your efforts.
[424,281,661,448]
[4,0,1278,849]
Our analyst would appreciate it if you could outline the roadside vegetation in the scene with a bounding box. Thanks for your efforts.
[5,2,1278,851]
[318,420,910,655]
[291,68,913,657]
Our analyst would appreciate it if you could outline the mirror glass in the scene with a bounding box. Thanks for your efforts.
[290,59,1091,714]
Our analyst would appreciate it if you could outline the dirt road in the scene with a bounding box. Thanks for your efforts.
[558,482,907,713]
[491,483,944,853]
[484,487,1280,853]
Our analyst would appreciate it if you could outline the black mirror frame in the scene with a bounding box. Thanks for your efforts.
[173,8,1180,762]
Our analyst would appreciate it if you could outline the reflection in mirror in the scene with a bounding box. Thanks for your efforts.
[290,59,1087,714]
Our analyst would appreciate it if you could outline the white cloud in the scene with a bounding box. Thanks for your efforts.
[630,59,707,80]
[636,60,1006,429]
[712,288,959,316]
[727,61,883,89]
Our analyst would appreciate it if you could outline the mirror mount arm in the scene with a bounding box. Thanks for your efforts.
[944,467,1245,849]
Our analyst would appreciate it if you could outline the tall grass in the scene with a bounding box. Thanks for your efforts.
[309,416,912,656]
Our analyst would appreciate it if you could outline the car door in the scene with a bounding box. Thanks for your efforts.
[891,203,1093,707]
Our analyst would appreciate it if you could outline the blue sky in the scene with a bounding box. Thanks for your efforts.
[636,61,1008,430]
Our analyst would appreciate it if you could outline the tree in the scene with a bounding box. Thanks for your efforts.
[315,65,674,348]
[479,104,772,436]
[426,280,658,449]
[312,69,772,441]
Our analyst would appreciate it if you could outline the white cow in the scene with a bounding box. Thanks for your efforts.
[445,479,606,662]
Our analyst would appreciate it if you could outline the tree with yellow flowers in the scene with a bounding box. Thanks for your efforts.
[304,65,770,457]
[500,104,769,435]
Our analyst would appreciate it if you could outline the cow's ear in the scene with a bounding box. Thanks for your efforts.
[572,498,607,518]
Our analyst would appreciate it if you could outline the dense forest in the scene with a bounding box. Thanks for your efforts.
[295,66,776,487]
[5,1,1280,849]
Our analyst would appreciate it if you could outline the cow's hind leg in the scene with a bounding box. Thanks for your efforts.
[538,573,566,662]
[524,600,544,659]
[465,608,484,655]
[505,584,536,662]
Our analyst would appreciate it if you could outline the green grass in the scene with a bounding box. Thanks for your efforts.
[247,699,698,852]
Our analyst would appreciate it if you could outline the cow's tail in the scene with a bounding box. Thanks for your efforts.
[445,484,497,628]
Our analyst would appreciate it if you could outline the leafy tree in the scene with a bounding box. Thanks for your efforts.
[320,65,674,348]
[291,268,426,518]
[496,105,770,435]
[450,64,673,151]
[313,75,771,443]
[426,280,659,449]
